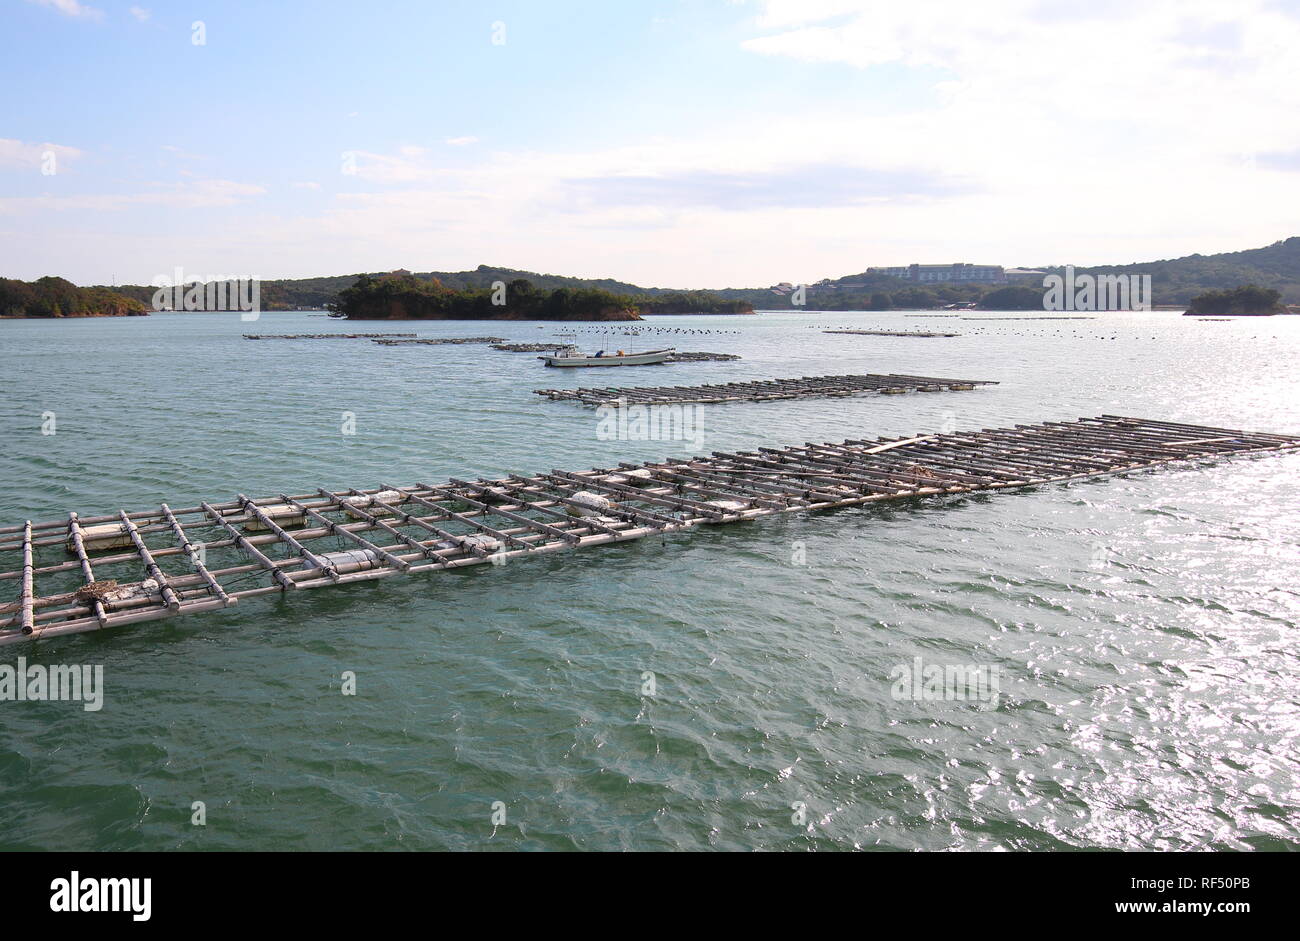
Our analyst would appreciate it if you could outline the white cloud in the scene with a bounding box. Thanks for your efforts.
[10,2,1300,286]
[27,0,104,20]
[292,181,321,189]
[740,0,1300,144]
[0,179,265,214]
[0,138,82,169]
[129,6,150,22]
[719,0,1300,270]
[343,148,439,183]
[160,144,206,160]
[446,136,479,147]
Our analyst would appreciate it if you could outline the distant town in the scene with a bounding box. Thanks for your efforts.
[769,263,1044,294]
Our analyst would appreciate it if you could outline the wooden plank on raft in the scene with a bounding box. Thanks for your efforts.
[860,435,938,455]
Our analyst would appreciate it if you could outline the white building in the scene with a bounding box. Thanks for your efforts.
[868,263,1007,284]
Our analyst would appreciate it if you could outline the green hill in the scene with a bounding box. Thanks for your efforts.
[1053,237,1300,304]
[76,236,1300,312]
[332,274,642,321]
[0,276,147,318]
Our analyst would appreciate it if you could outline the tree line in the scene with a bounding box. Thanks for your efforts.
[330,275,754,320]
[0,276,147,318]
[331,275,643,321]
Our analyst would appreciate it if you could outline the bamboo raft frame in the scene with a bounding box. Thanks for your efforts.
[1,416,1295,647]
[534,373,997,408]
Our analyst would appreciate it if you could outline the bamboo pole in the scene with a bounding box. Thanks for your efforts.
[119,511,182,611]
[160,503,233,606]
[446,478,626,539]
[67,513,110,628]
[19,522,34,634]
[201,502,297,591]
[237,494,337,580]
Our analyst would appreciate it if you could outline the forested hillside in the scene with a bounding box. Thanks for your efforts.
[0,276,147,318]
[67,236,1300,312]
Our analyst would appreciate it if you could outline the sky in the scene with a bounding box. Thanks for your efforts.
[3,0,1300,288]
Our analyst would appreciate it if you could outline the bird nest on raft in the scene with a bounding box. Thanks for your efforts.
[74,580,119,603]
[902,464,943,480]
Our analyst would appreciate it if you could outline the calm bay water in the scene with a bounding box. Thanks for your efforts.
[1,309,1298,851]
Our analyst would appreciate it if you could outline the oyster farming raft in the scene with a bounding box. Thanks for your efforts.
[1,415,1296,646]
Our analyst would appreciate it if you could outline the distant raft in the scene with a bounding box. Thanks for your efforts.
[1,415,1296,646]
[371,336,505,345]
[824,329,960,338]
[534,372,996,407]
[243,333,416,340]
[494,343,740,362]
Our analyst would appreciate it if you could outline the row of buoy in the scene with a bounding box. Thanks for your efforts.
[557,327,742,336]
[805,323,1285,340]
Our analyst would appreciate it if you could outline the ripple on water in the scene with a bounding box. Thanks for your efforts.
[1,311,1299,849]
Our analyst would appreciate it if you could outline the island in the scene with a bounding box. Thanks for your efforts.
[0,276,147,318]
[330,274,646,321]
[1183,285,1286,316]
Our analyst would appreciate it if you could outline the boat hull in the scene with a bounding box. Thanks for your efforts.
[542,349,674,367]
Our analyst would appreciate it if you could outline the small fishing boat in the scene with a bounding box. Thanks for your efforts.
[540,343,675,367]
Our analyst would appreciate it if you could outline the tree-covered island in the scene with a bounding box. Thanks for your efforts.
[328,274,756,320]
[1184,285,1286,315]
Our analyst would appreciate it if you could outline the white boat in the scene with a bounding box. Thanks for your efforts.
[541,344,675,367]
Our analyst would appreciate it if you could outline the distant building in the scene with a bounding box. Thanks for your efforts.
[868,263,1007,284]
[1004,268,1047,282]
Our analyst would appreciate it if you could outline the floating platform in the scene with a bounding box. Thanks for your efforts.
[534,373,997,408]
[371,336,505,346]
[825,329,960,338]
[663,351,741,362]
[494,342,576,352]
[493,343,740,362]
[243,333,415,340]
[2,416,1295,647]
